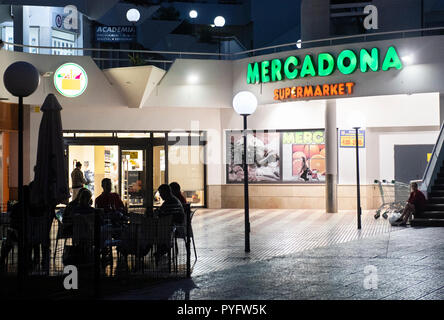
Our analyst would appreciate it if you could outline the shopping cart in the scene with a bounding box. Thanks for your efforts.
[374,180,411,219]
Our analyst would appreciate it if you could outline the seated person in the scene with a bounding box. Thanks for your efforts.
[95,178,125,213]
[169,182,187,206]
[63,187,89,233]
[155,184,184,225]
[396,182,426,225]
[95,178,128,228]
[73,189,96,215]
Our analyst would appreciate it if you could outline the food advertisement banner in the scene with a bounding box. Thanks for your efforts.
[227,130,325,184]
[282,131,325,182]
[227,132,280,183]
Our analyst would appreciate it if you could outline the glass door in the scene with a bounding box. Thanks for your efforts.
[68,145,119,203]
[152,145,165,207]
[120,148,147,211]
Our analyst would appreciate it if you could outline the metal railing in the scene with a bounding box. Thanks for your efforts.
[1,26,444,67]
[421,122,444,195]
[0,204,193,298]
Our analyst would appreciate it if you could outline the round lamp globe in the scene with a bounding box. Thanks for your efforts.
[189,10,198,19]
[3,61,40,97]
[233,91,257,116]
[126,8,140,23]
[214,16,225,27]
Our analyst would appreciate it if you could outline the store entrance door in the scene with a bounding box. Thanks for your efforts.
[119,139,151,212]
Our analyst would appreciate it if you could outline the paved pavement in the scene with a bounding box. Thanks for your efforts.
[107,209,444,300]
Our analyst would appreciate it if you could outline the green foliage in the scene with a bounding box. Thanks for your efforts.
[128,53,147,66]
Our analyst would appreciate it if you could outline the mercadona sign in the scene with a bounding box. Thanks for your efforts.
[246,46,402,84]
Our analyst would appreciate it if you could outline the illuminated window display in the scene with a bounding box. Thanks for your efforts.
[227,129,325,183]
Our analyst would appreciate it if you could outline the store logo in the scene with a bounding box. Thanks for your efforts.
[247,46,402,84]
[54,63,88,98]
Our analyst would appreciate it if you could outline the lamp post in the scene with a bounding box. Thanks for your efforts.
[233,91,257,253]
[353,126,362,230]
[214,16,225,60]
[3,61,40,292]
[127,8,140,66]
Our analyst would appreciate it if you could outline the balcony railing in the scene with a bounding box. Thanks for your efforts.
[1,26,444,69]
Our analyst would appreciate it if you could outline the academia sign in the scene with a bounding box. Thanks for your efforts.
[247,46,402,84]
[54,63,88,98]
[95,26,137,42]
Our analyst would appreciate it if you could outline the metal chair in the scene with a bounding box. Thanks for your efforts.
[175,204,197,261]
[156,214,176,273]
[53,214,72,263]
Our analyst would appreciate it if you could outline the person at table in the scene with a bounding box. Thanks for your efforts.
[71,161,87,200]
[156,184,184,225]
[169,182,187,206]
[95,178,128,236]
[95,178,125,213]
[62,187,89,235]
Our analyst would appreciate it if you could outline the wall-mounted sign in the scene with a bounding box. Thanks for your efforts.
[52,11,80,33]
[340,130,365,148]
[274,82,355,101]
[95,26,137,42]
[54,63,88,98]
[247,46,402,84]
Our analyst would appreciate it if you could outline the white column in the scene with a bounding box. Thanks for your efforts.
[325,99,338,213]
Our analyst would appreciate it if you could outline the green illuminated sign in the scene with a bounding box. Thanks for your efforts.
[246,46,403,84]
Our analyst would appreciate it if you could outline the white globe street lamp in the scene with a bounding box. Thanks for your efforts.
[232,91,257,253]
[126,8,141,23]
[214,16,225,27]
[233,91,257,116]
[189,10,198,19]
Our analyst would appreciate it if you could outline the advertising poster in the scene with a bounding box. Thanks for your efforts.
[340,130,365,148]
[282,130,325,183]
[227,131,280,183]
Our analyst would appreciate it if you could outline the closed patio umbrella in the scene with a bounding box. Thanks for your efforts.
[31,93,69,207]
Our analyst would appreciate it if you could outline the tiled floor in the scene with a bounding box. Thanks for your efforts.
[109,216,444,300]
[190,209,401,276]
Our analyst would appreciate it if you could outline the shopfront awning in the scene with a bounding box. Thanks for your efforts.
[103,65,166,108]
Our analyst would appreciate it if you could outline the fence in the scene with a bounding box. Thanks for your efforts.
[0,204,193,298]
[2,26,444,70]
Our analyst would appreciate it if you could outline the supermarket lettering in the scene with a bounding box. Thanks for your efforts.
[274,82,354,100]
[247,46,402,84]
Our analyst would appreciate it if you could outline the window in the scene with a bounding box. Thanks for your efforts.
[29,26,40,54]
[169,145,205,206]
[52,29,76,55]
[226,130,326,184]
[226,131,281,183]
[1,24,14,51]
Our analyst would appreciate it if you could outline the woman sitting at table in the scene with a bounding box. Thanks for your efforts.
[169,182,187,206]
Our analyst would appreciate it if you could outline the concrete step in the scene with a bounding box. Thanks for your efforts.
[411,218,444,227]
[425,204,444,210]
[431,184,444,190]
[416,211,444,219]
[434,178,444,184]
[430,190,444,197]
[427,197,444,203]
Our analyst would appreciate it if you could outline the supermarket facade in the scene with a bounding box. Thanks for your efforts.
[1,34,444,211]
